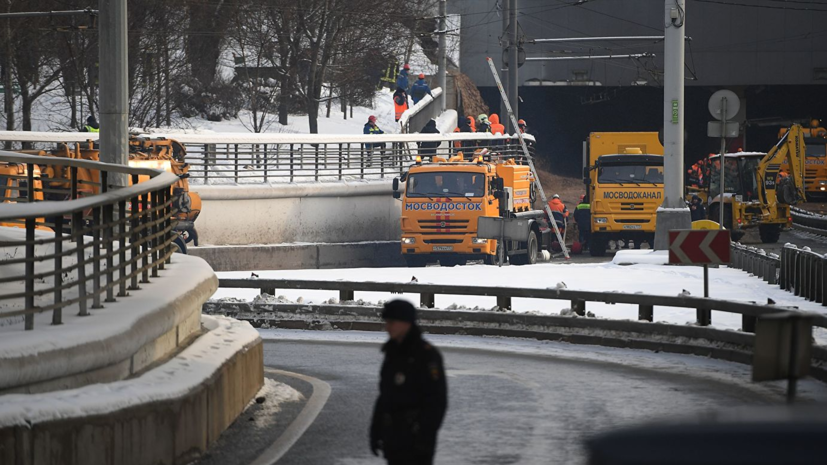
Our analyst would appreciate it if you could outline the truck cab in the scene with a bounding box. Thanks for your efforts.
[393,153,543,267]
[584,132,664,256]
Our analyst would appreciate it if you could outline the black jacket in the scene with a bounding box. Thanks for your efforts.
[418,120,441,156]
[371,325,447,461]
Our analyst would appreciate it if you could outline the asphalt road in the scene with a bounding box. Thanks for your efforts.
[254,337,781,465]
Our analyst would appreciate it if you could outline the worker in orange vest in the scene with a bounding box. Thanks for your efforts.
[488,113,505,135]
[393,88,408,122]
[547,193,568,234]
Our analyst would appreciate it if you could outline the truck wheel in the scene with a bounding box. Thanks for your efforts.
[589,234,607,257]
[513,231,538,265]
[758,224,782,243]
[173,236,187,254]
[404,255,427,267]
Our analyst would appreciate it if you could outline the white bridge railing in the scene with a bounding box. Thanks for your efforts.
[0,131,534,185]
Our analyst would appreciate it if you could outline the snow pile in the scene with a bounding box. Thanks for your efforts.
[0,315,260,427]
[612,250,670,265]
[213,261,827,344]
[244,377,304,428]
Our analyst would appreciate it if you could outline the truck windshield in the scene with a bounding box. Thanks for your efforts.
[406,172,485,198]
[597,164,663,184]
[805,136,826,157]
[708,157,760,200]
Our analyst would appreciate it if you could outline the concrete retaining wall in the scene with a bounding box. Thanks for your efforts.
[190,241,405,271]
[0,323,263,465]
[0,255,218,394]
[194,181,401,246]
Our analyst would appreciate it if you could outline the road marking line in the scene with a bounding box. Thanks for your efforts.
[248,368,332,465]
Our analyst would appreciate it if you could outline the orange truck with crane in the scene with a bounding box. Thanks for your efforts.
[392,151,551,267]
[20,136,201,253]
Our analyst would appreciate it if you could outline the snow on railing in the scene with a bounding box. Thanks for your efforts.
[0,151,180,331]
[0,131,535,185]
[398,87,444,134]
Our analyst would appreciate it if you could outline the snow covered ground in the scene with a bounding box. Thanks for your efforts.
[213,261,827,344]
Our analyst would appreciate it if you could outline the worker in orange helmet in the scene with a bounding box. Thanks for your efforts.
[410,73,433,105]
[547,193,569,235]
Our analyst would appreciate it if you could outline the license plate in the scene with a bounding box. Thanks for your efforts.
[433,246,454,251]
[622,225,642,230]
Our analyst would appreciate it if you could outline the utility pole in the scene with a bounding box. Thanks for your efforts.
[507,0,519,133]
[99,0,128,187]
[437,0,447,112]
[501,0,509,121]
[654,0,690,250]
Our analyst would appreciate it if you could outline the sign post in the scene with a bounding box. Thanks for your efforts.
[669,229,731,325]
[707,89,740,229]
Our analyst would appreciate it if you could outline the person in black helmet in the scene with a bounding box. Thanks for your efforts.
[370,300,447,465]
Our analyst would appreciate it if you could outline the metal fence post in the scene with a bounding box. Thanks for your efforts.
[638,304,653,322]
[52,215,63,325]
[104,202,115,303]
[421,292,435,308]
[497,295,511,311]
[571,299,585,316]
[91,206,103,309]
[696,307,711,326]
[118,199,128,297]
[74,210,88,317]
[24,216,35,330]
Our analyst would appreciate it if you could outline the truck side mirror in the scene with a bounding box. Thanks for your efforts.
[583,167,589,179]
[393,190,401,200]
[392,177,399,191]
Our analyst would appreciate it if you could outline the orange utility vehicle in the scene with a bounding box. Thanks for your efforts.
[24,137,200,253]
[779,119,827,197]
[392,151,550,267]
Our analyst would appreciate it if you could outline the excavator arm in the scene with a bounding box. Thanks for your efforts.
[758,124,806,205]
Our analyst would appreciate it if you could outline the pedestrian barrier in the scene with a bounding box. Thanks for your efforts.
[174,132,533,185]
[729,242,780,285]
[215,277,827,332]
[729,241,827,307]
[0,151,180,330]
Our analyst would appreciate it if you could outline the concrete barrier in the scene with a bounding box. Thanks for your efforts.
[0,316,264,465]
[0,255,217,394]
[190,241,405,271]
[194,181,401,246]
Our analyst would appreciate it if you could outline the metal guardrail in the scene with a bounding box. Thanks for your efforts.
[217,277,827,333]
[180,133,534,184]
[0,130,536,186]
[730,240,827,308]
[730,242,780,285]
[0,151,179,330]
[791,206,827,236]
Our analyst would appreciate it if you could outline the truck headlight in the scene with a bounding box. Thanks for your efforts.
[819,181,827,185]
[594,217,608,224]
[472,237,488,244]
[401,237,416,244]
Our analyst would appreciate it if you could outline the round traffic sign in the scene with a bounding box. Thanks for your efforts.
[708,89,740,121]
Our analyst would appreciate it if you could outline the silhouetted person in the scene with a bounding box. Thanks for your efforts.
[370,300,447,465]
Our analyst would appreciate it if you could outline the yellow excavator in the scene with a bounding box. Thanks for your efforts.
[699,124,806,243]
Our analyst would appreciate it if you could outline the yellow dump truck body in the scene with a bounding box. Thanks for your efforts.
[585,132,664,254]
